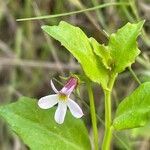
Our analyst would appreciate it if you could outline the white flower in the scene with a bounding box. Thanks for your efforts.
[38,77,84,124]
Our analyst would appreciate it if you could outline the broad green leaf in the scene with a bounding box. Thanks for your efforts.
[89,37,112,70]
[109,21,144,73]
[41,21,109,89]
[113,82,150,130]
[0,97,91,150]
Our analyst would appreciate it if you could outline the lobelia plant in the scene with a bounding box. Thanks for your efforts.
[0,20,150,150]
[38,78,83,124]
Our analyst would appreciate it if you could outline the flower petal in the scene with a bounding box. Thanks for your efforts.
[60,77,78,96]
[67,98,83,118]
[50,80,59,93]
[38,94,58,109]
[54,102,67,124]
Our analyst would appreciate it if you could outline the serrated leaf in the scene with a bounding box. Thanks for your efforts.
[113,82,150,130]
[41,21,109,89]
[109,21,144,73]
[0,97,91,150]
[89,37,112,70]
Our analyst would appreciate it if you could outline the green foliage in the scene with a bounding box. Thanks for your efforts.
[41,21,109,89]
[0,97,91,150]
[131,121,150,138]
[108,21,144,73]
[89,37,112,70]
[42,21,144,89]
[113,82,150,130]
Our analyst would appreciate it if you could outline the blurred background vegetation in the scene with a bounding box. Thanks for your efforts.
[0,0,150,149]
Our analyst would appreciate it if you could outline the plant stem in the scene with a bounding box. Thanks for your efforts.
[102,74,117,150]
[102,90,113,150]
[87,83,99,150]
[76,81,130,149]
[128,66,141,85]
[17,2,129,21]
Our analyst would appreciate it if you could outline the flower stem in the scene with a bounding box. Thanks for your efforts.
[87,83,99,150]
[102,74,117,150]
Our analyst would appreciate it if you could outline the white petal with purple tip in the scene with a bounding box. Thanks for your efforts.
[67,98,84,118]
[38,94,58,109]
[54,102,67,124]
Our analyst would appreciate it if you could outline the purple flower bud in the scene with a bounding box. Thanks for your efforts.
[60,77,78,96]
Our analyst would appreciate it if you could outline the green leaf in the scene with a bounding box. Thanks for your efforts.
[131,121,150,138]
[41,21,109,89]
[109,20,144,73]
[113,82,150,130]
[0,97,91,150]
[89,37,112,70]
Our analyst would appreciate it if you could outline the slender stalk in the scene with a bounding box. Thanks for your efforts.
[102,90,113,150]
[75,82,130,149]
[102,73,117,150]
[87,83,99,150]
[16,2,129,21]
[128,66,141,85]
